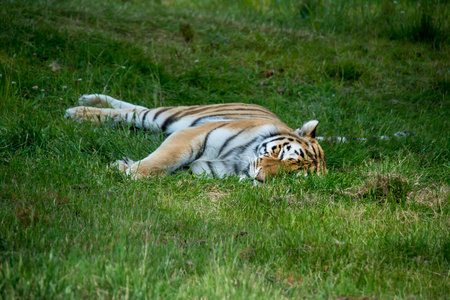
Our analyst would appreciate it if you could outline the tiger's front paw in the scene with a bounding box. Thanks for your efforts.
[126,169,145,180]
[78,94,104,107]
[109,157,135,173]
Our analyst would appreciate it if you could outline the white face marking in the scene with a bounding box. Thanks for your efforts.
[279,143,304,160]
[261,140,306,161]
[260,140,281,156]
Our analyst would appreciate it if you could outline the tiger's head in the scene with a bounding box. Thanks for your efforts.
[253,120,327,182]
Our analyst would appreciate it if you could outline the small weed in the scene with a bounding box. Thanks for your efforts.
[180,20,195,43]
[324,60,363,82]
[296,0,323,19]
[345,173,413,204]
[365,174,412,204]
[388,3,448,48]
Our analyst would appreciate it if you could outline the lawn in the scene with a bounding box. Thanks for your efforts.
[0,0,449,298]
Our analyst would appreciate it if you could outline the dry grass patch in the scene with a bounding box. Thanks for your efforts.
[344,172,449,210]
[204,186,231,203]
[344,173,412,204]
[413,185,449,210]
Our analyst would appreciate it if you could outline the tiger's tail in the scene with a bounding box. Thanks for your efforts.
[316,131,414,143]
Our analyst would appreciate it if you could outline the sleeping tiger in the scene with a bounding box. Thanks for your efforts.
[65,94,327,182]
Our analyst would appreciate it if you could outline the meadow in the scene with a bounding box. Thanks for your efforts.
[0,0,449,298]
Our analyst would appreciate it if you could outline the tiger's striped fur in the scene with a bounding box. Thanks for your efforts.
[65,94,327,182]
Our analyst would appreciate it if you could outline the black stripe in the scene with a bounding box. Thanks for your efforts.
[219,137,260,159]
[177,106,217,117]
[141,110,150,127]
[310,144,317,157]
[195,123,229,160]
[190,116,213,127]
[267,136,288,144]
[190,113,275,127]
[312,143,323,160]
[207,162,217,178]
[179,104,277,118]
[176,104,231,117]
[210,107,279,116]
[258,137,287,152]
[315,144,321,159]
[218,128,248,155]
[233,162,239,174]
[254,144,262,154]
[161,111,184,132]
[254,132,282,154]
[243,168,251,178]
[152,107,174,121]
[299,149,305,159]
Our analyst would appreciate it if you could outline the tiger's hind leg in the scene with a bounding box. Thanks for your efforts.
[64,106,162,132]
[78,94,148,110]
[65,106,135,123]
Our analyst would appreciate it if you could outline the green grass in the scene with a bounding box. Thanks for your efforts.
[1,0,449,298]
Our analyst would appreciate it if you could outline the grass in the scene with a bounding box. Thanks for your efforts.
[1,0,449,298]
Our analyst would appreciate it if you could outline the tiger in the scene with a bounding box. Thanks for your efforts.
[65,94,327,182]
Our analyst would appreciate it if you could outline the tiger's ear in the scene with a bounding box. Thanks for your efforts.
[295,120,319,138]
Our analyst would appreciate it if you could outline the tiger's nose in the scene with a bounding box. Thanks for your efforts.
[256,169,266,182]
